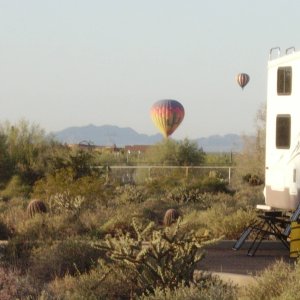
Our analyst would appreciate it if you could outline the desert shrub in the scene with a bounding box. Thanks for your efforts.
[32,168,114,208]
[145,138,205,166]
[0,266,40,299]
[181,203,256,239]
[241,260,294,300]
[10,212,88,244]
[94,218,215,297]
[99,206,139,237]
[276,262,300,300]
[166,186,203,204]
[47,263,135,300]
[148,172,187,189]
[195,176,229,193]
[116,184,148,204]
[14,214,49,240]
[166,181,229,208]
[242,173,264,186]
[3,236,37,269]
[197,203,256,239]
[166,188,212,208]
[46,261,237,300]
[0,198,28,236]
[233,185,265,209]
[141,176,194,201]
[217,208,257,239]
[28,238,103,282]
[78,204,132,238]
[140,276,237,300]
[0,175,31,200]
[32,168,74,198]
[0,120,59,188]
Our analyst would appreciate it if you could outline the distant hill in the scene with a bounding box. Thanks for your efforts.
[53,124,162,146]
[52,124,244,152]
[195,134,243,152]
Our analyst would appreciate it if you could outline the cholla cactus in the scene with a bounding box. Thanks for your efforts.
[117,184,146,204]
[94,218,216,293]
[27,199,47,218]
[163,208,180,226]
[166,187,202,204]
[49,191,85,214]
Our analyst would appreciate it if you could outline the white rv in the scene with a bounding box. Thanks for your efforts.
[265,47,300,211]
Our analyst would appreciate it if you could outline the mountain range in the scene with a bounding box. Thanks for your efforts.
[52,124,244,152]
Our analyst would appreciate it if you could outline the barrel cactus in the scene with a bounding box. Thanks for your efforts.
[27,199,47,218]
[163,208,180,226]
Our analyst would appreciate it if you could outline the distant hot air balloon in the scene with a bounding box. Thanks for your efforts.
[236,73,250,90]
[150,99,185,138]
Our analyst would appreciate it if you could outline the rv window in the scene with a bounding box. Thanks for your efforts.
[276,115,291,149]
[277,67,292,95]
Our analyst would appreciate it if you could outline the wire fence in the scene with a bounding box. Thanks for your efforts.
[103,166,234,184]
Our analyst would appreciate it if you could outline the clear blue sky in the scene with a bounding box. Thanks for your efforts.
[0,0,299,139]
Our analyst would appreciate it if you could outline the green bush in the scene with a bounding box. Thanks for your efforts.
[0,175,31,200]
[32,168,114,209]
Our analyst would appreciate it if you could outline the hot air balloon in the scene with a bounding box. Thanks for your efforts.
[150,99,185,138]
[236,73,250,90]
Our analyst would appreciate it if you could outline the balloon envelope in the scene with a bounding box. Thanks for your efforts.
[150,99,185,138]
[236,73,250,89]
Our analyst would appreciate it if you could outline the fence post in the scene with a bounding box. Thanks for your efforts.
[228,167,231,184]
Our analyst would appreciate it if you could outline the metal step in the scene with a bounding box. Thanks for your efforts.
[232,227,253,250]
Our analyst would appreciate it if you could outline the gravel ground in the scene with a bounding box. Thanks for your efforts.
[199,240,294,276]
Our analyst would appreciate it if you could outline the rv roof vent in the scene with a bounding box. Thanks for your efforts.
[269,47,281,60]
[286,47,295,55]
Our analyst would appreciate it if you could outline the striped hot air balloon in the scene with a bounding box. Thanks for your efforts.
[236,73,250,90]
[150,99,185,138]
